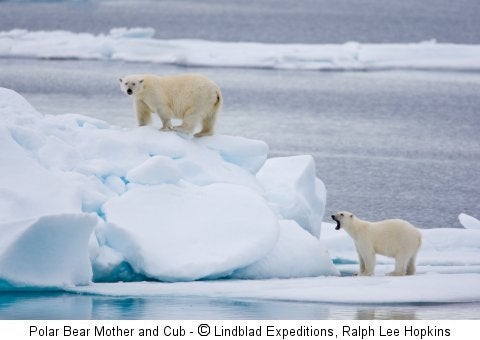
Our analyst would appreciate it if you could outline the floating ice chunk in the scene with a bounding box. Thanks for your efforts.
[232,220,339,279]
[3,30,480,71]
[459,213,480,230]
[126,155,181,185]
[1,88,341,286]
[102,183,279,281]
[0,214,97,290]
[256,155,326,237]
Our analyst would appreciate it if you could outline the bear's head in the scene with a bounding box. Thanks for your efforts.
[119,75,145,96]
[331,211,354,230]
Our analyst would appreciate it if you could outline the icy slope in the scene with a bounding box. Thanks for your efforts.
[0,214,97,289]
[0,88,336,288]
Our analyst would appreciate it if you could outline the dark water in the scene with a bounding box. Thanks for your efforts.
[1,292,479,320]
[0,0,480,44]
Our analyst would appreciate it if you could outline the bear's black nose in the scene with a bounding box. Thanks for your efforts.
[127,89,132,95]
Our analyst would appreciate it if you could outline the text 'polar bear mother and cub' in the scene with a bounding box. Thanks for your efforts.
[119,73,222,137]
[119,73,423,277]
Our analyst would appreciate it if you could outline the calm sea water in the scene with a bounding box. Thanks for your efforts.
[1,0,479,44]
[1,292,480,320]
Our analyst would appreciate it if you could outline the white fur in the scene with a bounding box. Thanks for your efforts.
[332,211,422,276]
[119,73,222,137]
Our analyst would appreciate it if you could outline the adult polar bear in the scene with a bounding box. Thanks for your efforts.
[331,211,422,276]
[120,74,222,137]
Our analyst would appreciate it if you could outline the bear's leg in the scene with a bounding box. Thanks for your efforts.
[160,117,172,131]
[387,256,408,276]
[354,251,366,276]
[135,100,152,126]
[156,107,174,131]
[194,111,217,137]
[406,255,417,275]
[358,251,376,276]
[172,113,197,135]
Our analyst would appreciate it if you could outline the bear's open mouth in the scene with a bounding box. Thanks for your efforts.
[334,220,341,230]
[331,215,341,230]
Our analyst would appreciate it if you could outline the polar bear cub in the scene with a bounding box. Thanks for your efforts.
[119,74,222,137]
[331,211,422,276]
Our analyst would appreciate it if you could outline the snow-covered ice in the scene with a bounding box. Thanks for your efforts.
[68,273,480,305]
[1,88,479,305]
[1,28,480,71]
[0,87,335,289]
[68,220,480,304]
[103,183,279,281]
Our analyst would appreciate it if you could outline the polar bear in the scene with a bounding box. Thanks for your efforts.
[119,73,222,137]
[331,211,422,276]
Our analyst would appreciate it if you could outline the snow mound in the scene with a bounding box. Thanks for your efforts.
[1,28,480,71]
[0,88,333,287]
[126,155,182,185]
[103,184,279,281]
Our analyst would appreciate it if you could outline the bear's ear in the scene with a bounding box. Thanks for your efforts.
[139,79,144,84]
[119,78,123,83]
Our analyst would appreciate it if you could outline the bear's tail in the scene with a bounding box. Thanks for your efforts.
[194,89,222,137]
[214,88,222,112]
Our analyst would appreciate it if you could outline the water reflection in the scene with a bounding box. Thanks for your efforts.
[0,292,478,320]
[355,308,416,320]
